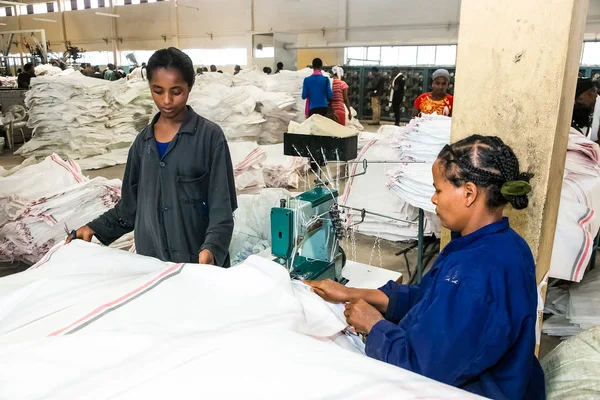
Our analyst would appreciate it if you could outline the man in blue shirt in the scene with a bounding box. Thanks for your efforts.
[306,135,545,399]
[302,58,333,117]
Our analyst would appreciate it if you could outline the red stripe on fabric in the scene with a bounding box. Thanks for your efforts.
[29,243,61,270]
[574,210,595,281]
[50,154,84,183]
[48,263,183,336]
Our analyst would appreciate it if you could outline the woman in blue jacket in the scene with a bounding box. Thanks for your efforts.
[306,135,545,399]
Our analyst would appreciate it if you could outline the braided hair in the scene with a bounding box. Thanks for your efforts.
[437,135,533,210]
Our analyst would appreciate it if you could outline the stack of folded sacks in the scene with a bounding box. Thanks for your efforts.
[0,154,132,264]
[386,115,452,213]
[228,142,267,192]
[542,268,600,338]
[16,71,153,161]
[260,143,309,189]
[340,130,440,241]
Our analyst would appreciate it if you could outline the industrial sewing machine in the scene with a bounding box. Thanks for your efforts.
[270,186,347,282]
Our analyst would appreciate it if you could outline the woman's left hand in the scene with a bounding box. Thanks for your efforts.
[199,249,215,265]
[344,299,384,334]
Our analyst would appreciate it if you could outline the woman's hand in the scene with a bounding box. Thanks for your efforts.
[199,249,215,265]
[344,299,384,334]
[303,279,354,303]
[65,225,95,244]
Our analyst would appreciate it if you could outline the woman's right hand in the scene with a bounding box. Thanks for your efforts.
[65,225,95,244]
[303,279,354,303]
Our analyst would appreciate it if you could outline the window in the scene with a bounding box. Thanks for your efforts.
[435,45,457,65]
[345,45,456,66]
[183,48,247,66]
[416,46,435,65]
[119,50,155,66]
[0,7,6,16]
[398,46,418,65]
[47,2,55,12]
[582,42,600,65]
[64,0,103,10]
[80,51,114,66]
[5,6,12,16]
[26,5,34,14]
[254,46,274,59]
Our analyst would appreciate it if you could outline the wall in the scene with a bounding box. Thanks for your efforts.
[0,0,600,67]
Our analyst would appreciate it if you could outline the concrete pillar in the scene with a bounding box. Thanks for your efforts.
[450,0,589,349]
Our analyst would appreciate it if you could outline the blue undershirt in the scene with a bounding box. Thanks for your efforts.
[156,140,170,159]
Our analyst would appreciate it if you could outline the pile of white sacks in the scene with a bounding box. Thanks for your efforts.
[16,69,154,161]
[0,150,306,264]
[0,154,133,264]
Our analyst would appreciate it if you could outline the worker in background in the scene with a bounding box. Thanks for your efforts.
[390,67,405,126]
[128,63,147,81]
[104,63,117,81]
[93,66,103,79]
[67,47,238,267]
[275,62,283,73]
[196,67,203,76]
[330,66,352,126]
[82,63,95,78]
[234,65,241,75]
[306,135,544,400]
[366,66,384,125]
[210,65,217,72]
[301,58,333,118]
[17,63,35,89]
[263,66,272,74]
[413,68,453,117]
[202,67,209,73]
[572,78,597,138]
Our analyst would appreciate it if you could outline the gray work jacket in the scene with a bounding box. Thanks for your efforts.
[88,107,238,267]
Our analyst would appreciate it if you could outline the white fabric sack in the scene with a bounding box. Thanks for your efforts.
[0,241,477,400]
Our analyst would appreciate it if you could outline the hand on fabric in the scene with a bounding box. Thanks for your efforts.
[65,226,95,244]
[344,299,384,334]
[199,249,215,265]
[303,279,353,303]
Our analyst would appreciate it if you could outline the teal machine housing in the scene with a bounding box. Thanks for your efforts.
[271,186,346,282]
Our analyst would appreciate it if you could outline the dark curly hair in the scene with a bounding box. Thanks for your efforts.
[437,135,533,210]
[147,47,195,88]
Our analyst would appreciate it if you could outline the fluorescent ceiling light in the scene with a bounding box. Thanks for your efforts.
[33,18,57,23]
[95,12,119,18]
[0,23,6,26]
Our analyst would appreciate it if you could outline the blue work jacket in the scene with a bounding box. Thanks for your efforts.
[365,218,545,400]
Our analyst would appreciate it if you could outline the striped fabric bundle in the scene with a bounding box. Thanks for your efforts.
[0,154,132,264]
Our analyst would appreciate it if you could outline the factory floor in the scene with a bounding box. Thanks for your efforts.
[0,121,563,359]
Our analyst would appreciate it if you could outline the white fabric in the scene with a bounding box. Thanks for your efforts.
[288,114,358,138]
[588,95,600,142]
[0,241,477,400]
[0,154,132,263]
[541,326,600,399]
[228,141,267,192]
[261,143,309,189]
[549,131,600,282]
[230,188,291,264]
[386,115,451,214]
